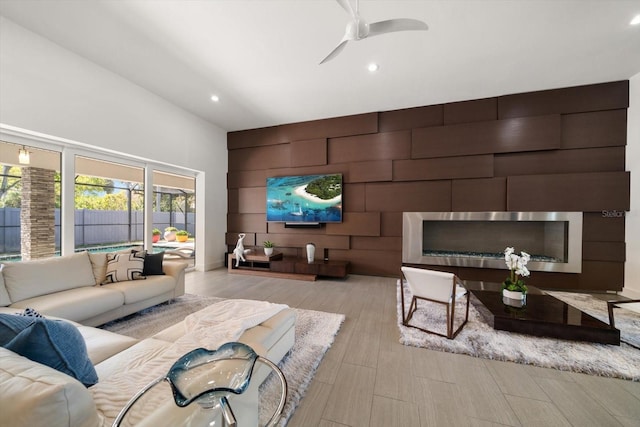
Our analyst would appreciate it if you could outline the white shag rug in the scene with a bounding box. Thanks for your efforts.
[101,294,345,426]
[397,281,640,381]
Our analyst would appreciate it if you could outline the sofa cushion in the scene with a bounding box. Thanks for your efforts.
[103,251,146,284]
[0,347,101,427]
[0,315,98,387]
[88,252,108,285]
[102,275,176,304]
[0,270,11,307]
[2,252,96,303]
[76,325,138,366]
[9,286,124,322]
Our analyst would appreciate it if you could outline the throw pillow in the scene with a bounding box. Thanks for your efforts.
[143,252,165,276]
[102,251,146,284]
[0,314,98,387]
[17,307,45,318]
[0,313,32,346]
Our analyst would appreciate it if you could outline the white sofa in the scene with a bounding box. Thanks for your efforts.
[0,252,296,427]
[0,251,187,326]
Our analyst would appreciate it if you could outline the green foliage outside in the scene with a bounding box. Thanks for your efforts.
[1,165,194,214]
[305,175,342,200]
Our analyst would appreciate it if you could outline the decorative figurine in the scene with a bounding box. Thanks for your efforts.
[233,233,247,267]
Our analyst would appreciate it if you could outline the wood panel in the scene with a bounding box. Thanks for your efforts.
[394,155,493,181]
[228,126,286,150]
[326,212,380,236]
[582,242,625,262]
[378,105,443,132]
[381,212,403,237]
[507,172,630,212]
[412,115,560,159]
[228,188,239,213]
[227,170,267,189]
[329,131,411,164]
[578,261,624,291]
[227,213,266,234]
[494,147,625,177]
[582,212,625,242]
[349,160,392,183]
[344,183,365,212]
[562,109,627,149]
[351,236,402,251]
[280,112,378,142]
[290,138,327,167]
[238,187,265,213]
[452,178,507,212]
[444,98,497,125]
[365,181,451,212]
[332,248,402,277]
[498,81,629,119]
[228,144,290,171]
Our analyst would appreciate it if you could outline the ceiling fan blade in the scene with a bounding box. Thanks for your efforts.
[368,18,428,37]
[320,39,350,64]
[336,0,356,18]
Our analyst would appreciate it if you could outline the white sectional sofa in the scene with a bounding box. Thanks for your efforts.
[0,251,187,326]
[0,252,297,427]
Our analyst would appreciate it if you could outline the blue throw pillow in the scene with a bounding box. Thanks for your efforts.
[0,314,32,346]
[0,314,98,387]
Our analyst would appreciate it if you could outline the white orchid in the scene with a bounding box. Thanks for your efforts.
[503,247,530,292]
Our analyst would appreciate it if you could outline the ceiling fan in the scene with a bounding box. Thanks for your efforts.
[320,0,428,64]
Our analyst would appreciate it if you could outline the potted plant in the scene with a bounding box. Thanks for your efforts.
[263,240,275,256]
[152,228,161,243]
[502,246,530,302]
[164,226,178,242]
[176,230,189,243]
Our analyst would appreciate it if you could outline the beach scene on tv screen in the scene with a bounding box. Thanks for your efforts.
[266,174,342,223]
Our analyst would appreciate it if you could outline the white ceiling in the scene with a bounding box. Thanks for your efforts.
[1,0,639,132]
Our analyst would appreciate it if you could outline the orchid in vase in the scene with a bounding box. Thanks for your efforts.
[502,246,531,296]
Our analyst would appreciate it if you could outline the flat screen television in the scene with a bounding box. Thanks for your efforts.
[266,174,342,224]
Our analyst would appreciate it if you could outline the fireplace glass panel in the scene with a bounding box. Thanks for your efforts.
[422,220,568,263]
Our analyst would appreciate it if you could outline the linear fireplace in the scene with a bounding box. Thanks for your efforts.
[403,212,583,273]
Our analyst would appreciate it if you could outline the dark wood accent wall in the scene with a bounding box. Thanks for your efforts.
[227,81,630,291]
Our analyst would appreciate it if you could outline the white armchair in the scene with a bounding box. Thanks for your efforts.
[400,266,470,339]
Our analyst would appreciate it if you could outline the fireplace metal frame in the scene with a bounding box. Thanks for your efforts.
[402,212,583,273]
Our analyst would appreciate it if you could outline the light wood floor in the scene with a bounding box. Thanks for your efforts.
[185,269,640,427]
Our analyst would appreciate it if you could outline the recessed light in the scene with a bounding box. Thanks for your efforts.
[368,63,379,72]
[631,14,640,25]
[210,94,220,102]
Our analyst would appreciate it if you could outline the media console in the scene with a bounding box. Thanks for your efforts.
[228,250,349,281]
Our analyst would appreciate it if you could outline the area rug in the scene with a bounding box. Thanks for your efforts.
[101,294,345,426]
[396,281,640,381]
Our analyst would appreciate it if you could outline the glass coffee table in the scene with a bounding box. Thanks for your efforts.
[467,281,620,345]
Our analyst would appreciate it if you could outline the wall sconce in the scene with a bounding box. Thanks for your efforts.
[18,146,30,165]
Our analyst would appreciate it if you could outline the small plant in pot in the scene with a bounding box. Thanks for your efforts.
[152,228,161,243]
[502,246,530,303]
[263,240,275,256]
[176,230,189,243]
[164,226,178,242]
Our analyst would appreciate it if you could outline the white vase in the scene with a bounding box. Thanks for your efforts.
[164,231,176,242]
[306,243,315,263]
[502,289,526,300]
[264,247,274,256]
